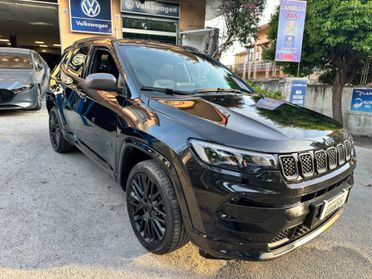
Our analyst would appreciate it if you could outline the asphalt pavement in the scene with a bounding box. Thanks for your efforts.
[0,104,371,279]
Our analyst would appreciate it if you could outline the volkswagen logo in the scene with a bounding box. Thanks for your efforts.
[81,0,101,18]
[124,0,135,10]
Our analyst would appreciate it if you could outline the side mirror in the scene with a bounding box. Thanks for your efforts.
[86,73,117,91]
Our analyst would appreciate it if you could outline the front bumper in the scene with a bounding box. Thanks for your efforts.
[181,154,356,260]
[0,87,38,110]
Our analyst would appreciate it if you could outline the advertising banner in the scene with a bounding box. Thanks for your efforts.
[70,0,112,34]
[290,80,307,106]
[121,0,180,18]
[350,88,372,113]
[275,0,307,63]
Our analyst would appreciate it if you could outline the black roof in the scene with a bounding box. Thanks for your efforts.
[71,37,202,53]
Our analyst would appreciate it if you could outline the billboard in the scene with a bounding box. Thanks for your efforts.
[350,88,372,113]
[121,0,180,18]
[70,0,112,34]
[275,0,307,63]
[290,80,307,107]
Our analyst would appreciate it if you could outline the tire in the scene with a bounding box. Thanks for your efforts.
[126,159,189,254]
[33,86,42,110]
[49,106,75,153]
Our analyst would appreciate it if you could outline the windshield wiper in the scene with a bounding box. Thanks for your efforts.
[141,86,191,96]
[193,88,249,94]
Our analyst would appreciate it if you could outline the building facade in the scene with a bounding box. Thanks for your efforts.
[59,0,206,50]
[234,24,287,80]
[0,0,206,67]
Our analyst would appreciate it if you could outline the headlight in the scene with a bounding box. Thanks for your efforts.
[189,139,278,173]
[12,84,34,94]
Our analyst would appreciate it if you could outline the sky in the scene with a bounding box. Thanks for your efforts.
[260,0,281,25]
[206,0,280,65]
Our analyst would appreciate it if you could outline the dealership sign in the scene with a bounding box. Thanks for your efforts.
[275,0,307,63]
[121,0,180,18]
[350,88,372,113]
[290,80,307,107]
[70,0,112,34]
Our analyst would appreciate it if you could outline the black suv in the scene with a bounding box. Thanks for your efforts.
[46,38,356,260]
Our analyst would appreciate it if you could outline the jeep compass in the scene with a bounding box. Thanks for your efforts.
[46,38,356,260]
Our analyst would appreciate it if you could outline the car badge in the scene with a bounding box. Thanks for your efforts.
[322,137,335,147]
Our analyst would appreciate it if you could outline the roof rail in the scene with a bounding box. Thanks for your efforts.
[73,36,116,46]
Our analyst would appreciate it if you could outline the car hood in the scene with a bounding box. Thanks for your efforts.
[149,93,348,153]
[0,70,34,90]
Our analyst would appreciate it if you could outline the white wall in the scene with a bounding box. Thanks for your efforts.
[257,79,372,137]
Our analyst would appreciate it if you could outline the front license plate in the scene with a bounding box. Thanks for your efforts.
[319,189,349,220]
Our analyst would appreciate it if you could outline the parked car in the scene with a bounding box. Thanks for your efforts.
[0,47,50,110]
[46,38,356,260]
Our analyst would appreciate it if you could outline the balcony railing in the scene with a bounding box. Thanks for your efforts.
[232,61,284,80]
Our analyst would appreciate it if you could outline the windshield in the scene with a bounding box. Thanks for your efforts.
[0,52,32,69]
[120,45,252,94]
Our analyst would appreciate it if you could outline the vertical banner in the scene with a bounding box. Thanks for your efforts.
[70,0,112,34]
[290,80,307,106]
[350,88,372,113]
[275,0,307,63]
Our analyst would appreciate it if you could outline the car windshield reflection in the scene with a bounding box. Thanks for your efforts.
[119,45,253,94]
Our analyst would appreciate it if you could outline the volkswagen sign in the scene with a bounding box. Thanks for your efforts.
[81,0,101,18]
[69,0,112,34]
[121,0,180,18]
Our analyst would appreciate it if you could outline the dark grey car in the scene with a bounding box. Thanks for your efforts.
[0,47,50,110]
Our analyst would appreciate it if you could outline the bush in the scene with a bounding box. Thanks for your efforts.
[246,81,282,100]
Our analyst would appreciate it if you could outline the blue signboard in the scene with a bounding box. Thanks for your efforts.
[275,0,307,63]
[350,88,372,113]
[70,0,112,34]
[121,0,180,18]
[290,80,307,106]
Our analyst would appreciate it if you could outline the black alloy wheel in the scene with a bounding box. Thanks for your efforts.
[126,160,189,254]
[49,107,74,153]
[129,173,166,244]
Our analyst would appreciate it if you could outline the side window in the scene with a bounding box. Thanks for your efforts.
[37,53,47,68]
[33,53,42,70]
[89,49,119,79]
[68,46,90,78]
[62,49,72,67]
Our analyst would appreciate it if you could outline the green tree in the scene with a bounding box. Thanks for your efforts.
[263,0,372,123]
[209,0,266,59]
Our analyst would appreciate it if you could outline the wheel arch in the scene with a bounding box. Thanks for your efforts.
[117,138,194,231]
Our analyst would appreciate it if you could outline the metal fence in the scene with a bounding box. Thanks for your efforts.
[232,61,283,80]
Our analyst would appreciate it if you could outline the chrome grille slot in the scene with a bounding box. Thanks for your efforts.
[279,155,298,180]
[299,153,314,177]
[279,141,353,181]
[344,140,351,161]
[315,150,327,174]
[337,144,346,165]
[327,147,337,170]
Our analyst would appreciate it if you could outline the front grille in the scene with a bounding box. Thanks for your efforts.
[344,140,351,160]
[279,155,298,180]
[337,144,346,165]
[270,210,340,248]
[300,176,350,203]
[279,141,353,181]
[327,147,338,170]
[315,150,327,174]
[270,229,290,243]
[0,89,14,104]
[299,153,314,177]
